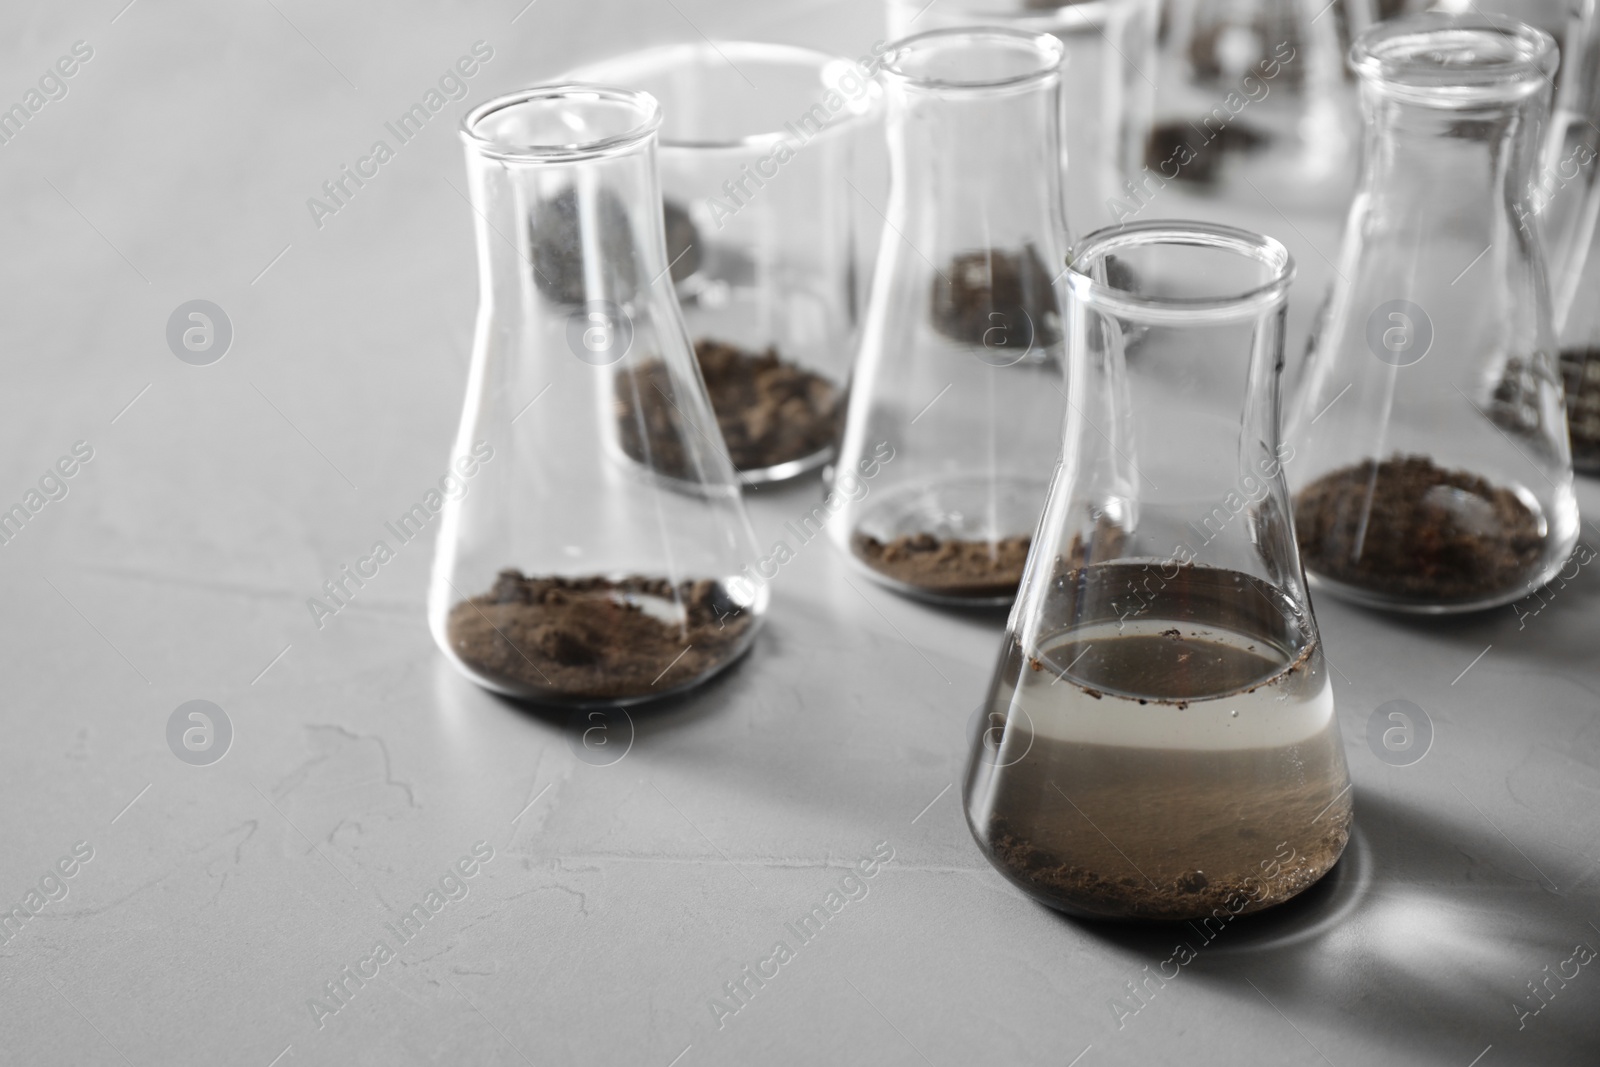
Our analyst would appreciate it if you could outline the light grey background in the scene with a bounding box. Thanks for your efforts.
[1,1,1597,1064]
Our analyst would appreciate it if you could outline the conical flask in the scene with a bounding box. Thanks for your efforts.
[1432,1,1600,275]
[1539,0,1600,305]
[1285,15,1579,613]
[427,86,768,706]
[1113,0,1372,212]
[831,28,1072,605]
[1536,0,1600,472]
[964,221,1352,922]
[1110,0,1372,364]
[1553,157,1600,473]
[562,43,880,484]
[884,0,1127,233]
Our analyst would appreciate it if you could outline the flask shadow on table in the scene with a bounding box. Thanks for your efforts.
[1318,564,1600,683]
[1060,786,1600,1061]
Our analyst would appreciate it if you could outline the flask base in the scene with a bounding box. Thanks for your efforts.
[972,809,1351,923]
[615,339,841,485]
[440,571,759,707]
[840,476,1046,606]
[1294,455,1576,613]
[848,531,1029,606]
[963,564,1352,922]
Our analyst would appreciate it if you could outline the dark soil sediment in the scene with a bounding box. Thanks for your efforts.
[1294,455,1544,602]
[1561,347,1600,470]
[984,805,1350,921]
[616,340,840,477]
[447,571,752,701]
[931,248,1061,351]
[852,532,1030,598]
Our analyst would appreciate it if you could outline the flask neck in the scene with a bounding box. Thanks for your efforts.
[1348,14,1556,227]
[884,78,1070,248]
[1358,86,1546,226]
[466,139,671,322]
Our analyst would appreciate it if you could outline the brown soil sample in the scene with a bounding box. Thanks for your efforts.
[616,340,840,477]
[529,186,637,306]
[1488,354,1562,438]
[662,200,701,283]
[931,247,1062,352]
[1186,13,1307,89]
[446,571,753,702]
[970,565,1347,921]
[1560,347,1600,471]
[1294,455,1545,602]
[1143,121,1270,185]
[852,532,1030,598]
[984,803,1350,922]
[528,193,698,303]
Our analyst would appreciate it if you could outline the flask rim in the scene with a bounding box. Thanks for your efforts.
[1350,14,1557,103]
[1067,221,1294,325]
[889,0,1112,37]
[560,41,881,153]
[880,26,1065,92]
[461,85,662,162]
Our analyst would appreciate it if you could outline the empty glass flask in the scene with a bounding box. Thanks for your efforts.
[1286,14,1580,613]
[831,28,1072,605]
[1112,0,1373,214]
[563,43,880,484]
[964,221,1351,921]
[428,86,767,706]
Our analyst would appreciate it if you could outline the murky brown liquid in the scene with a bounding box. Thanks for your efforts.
[965,564,1352,921]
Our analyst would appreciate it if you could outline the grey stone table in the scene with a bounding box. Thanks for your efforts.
[2,1,1597,1064]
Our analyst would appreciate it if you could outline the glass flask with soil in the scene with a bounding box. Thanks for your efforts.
[1285,14,1579,612]
[1438,1,1600,281]
[1112,0,1372,212]
[564,43,879,484]
[1551,186,1600,474]
[1109,0,1373,361]
[1538,0,1600,474]
[427,86,767,706]
[885,0,1128,233]
[964,221,1352,922]
[831,27,1072,606]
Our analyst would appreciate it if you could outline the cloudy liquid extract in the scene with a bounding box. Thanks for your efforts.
[962,221,1352,921]
[966,563,1350,921]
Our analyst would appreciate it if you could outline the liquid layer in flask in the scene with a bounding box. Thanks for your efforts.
[965,563,1352,921]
